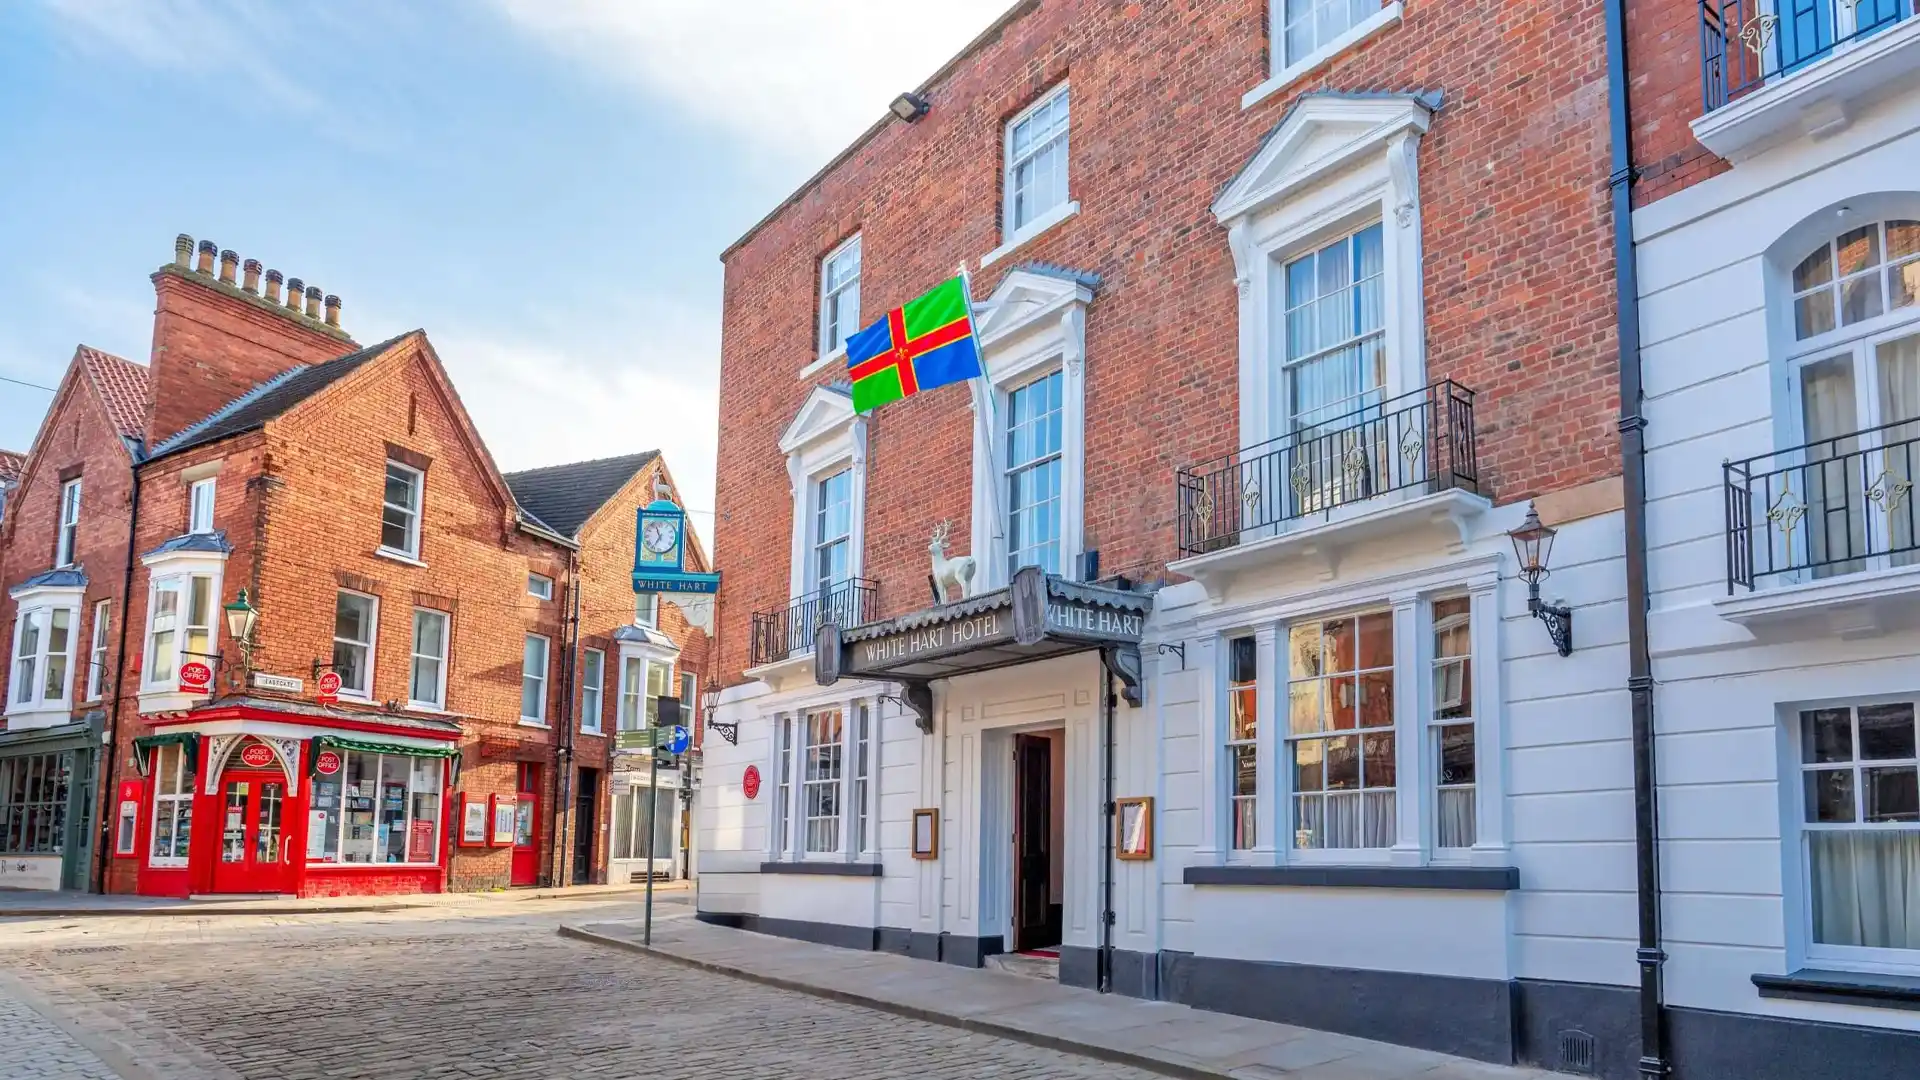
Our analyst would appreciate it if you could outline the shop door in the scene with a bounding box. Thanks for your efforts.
[572,768,599,884]
[210,771,287,894]
[512,762,542,886]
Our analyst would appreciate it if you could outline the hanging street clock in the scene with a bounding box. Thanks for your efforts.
[632,496,721,596]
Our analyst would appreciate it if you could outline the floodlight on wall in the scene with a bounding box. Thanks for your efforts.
[890,92,931,122]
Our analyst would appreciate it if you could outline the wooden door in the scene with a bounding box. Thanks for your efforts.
[512,762,542,886]
[210,771,286,894]
[572,768,599,884]
[1012,734,1057,952]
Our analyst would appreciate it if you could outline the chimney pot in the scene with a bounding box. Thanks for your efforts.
[264,269,283,305]
[323,294,342,328]
[242,259,262,294]
[304,285,323,319]
[173,234,193,269]
[218,249,239,286]
[285,278,304,311]
[195,240,216,275]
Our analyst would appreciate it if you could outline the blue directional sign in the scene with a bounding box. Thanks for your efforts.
[666,725,691,755]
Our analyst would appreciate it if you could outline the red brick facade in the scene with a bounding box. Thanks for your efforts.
[1625,0,1730,206]
[714,0,1626,683]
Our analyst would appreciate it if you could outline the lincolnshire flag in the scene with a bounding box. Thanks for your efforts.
[846,275,983,413]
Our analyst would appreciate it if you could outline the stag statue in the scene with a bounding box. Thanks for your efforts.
[929,521,976,604]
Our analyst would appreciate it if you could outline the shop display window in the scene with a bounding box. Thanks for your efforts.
[307,751,443,866]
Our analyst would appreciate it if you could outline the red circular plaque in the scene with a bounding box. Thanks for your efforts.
[314,750,342,775]
[239,743,275,768]
[742,764,762,801]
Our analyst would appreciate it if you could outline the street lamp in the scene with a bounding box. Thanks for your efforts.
[1508,504,1573,657]
[224,588,259,673]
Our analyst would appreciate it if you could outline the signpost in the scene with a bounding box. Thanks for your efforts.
[642,698,689,947]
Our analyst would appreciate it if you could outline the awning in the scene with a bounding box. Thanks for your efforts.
[306,734,459,774]
[132,732,200,777]
[815,566,1151,730]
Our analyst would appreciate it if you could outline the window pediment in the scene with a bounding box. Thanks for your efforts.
[974,267,1096,353]
[779,385,859,456]
[1213,92,1439,227]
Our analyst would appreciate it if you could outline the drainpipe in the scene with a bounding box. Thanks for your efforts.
[1603,2,1668,1076]
[550,551,581,887]
[93,468,141,893]
[1098,662,1116,994]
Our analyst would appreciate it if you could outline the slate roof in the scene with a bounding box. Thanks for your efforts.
[502,451,659,540]
[142,531,234,559]
[76,346,151,445]
[11,568,88,595]
[147,333,408,460]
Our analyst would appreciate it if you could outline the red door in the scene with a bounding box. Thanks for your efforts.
[210,771,287,894]
[511,763,541,886]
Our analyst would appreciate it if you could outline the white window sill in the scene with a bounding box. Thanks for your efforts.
[407,702,449,714]
[800,346,848,380]
[979,200,1080,269]
[136,689,205,716]
[147,859,187,870]
[373,547,427,569]
[1,704,74,730]
[1242,2,1405,111]
[518,718,550,729]
[580,728,604,738]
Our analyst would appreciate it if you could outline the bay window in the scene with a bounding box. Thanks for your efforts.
[332,591,377,699]
[306,750,443,866]
[9,603,76,713]
[618,655,671,730]
[611,783,677,864]
[803,708,844,854]
[149,743,193,866]
[1798,702,1920,959]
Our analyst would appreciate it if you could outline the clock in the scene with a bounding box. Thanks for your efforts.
[643,519,679,556]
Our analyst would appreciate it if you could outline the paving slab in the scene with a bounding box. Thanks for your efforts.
[562,917,1563,1080]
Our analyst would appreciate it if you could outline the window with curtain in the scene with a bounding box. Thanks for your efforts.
[521,635,549,722]
[1431,597,1475,850]
[1007,369,1065,576]
[853,702,872,855]
[1287,611,1396,850]
[1800,702,1920,956]
[773,715,793,857]
[1278,223,1388,516]
[803,708,843,854]
[1227,636,1258,851]
[814,468,853,596]
[9,604,75,710]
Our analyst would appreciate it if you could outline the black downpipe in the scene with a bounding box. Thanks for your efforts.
[1603,2,1668,1076]
[1098,664,1116,994]
[549,553,581,886]
[93,470,141,893]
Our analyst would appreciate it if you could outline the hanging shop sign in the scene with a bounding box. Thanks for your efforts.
[316,671,342,706]
[179,661,213,694]
[632,496,722,594]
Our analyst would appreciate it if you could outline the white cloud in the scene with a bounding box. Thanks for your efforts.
[489,0,1017,159]
[40,0,322,114]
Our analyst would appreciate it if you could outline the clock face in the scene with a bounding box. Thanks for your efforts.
[643,519,679,556]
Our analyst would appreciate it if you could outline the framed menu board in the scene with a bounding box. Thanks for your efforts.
[489,794,516,847]
[1116,796,1154,861]
[458,794,489,848]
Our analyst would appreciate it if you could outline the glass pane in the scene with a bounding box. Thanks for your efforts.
[1802,708,1855,763]
[1288,680,1322,735]
[1858,704,1917,760]
[1229,686,1257,742]
[1837,225,1881,276]
[221,783,246,863]
[1889,221,1920,261]
[1356,610,1393,669]
[1809,830,1920,949]
[1864,767,1920,823]
[1795,291,1837,340]
[1324,735,1359,790]
[381,510,411,552]
[1287,622,1322,679]
[385,466,416,510]
[257,784,283,863]
[1439,723,1476,785]
[1892,259,1920,313]
[1293,739,1324,792]
[1840,272,1885,325]
[1361,731,1395,788]
[1326,677,1357,731]
[1322,619,1357,673]
[1794,243,1834,291]
[1231,743,1258,798]
[1806,768,1856,823]
[335,595,370,643]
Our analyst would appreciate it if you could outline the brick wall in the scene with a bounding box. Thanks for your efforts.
[1626,0,1729,206]
[714,0,1626,682]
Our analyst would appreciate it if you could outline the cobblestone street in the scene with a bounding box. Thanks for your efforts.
[0,897,1161,1080]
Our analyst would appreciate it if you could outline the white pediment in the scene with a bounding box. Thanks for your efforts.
[1213,93,1437,225]
[778,384,857,455]
[974,267,1095,348]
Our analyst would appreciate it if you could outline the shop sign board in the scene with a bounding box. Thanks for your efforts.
[239,743,276,769]
[251,672,303,694]
[314,750,343,776]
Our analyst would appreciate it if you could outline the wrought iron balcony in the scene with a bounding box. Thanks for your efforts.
[1725,418,1920,591]
[749,578,877,668]
[1701,0,1914,113]
[1175,381,1478,560]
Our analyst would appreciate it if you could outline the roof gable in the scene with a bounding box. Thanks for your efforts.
[503,452,660,540]
[147,333,405,460]
[76,346,150,454]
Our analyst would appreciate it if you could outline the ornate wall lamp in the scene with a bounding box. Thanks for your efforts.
[1509,504,1573,657]
[223,588,259,675]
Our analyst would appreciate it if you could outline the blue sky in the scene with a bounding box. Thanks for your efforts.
[0,0,1009,547]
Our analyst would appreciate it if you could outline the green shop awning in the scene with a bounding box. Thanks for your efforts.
[306,734,459,774]
[132,733,199,777]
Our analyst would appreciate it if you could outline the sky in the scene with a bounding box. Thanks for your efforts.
[0,0,1012,550]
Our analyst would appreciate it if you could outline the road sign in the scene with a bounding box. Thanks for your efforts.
[666,725,691,755]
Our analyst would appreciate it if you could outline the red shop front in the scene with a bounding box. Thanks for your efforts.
[124,701,462,898]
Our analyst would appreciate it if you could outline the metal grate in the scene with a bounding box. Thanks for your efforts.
[748,578,877,667]
[1558,1029,1597,1076]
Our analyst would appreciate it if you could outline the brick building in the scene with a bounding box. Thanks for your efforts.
[699,0,1642,1074]
[2,235,707,900]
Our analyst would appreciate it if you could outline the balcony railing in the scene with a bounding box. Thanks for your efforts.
[1701,0,1914,112]
[749,578,877,668]
[1725,417,1920,591]
[1175,381,1478,560]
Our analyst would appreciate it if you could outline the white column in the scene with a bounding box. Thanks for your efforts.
[1390,593,1427,865]
[786,457,809,602]
[1252,624,1280,864]
[1468,581,1510,864]
[1192,636,1223,864]
[1061,307,1087,578]
[849,420,871,582]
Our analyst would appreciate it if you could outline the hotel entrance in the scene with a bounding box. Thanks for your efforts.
[1012,730,1065,956]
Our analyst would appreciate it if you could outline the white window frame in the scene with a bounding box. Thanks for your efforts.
[148,743,193,868]
[408,607,450,711]
[818,233,862,362]
[620,655,646,732]
[379,460,424,560]
[1788,695,1920,975]
[1000,84,1073,243]
[188,477,216,535]
[306,750,444,868]
[1003,367,1067,578]
[1189,556,1505,868]
[581,648,605,734]
[85,599,109,702]
[55,477,81,568]
[765,695,881,863]
[1216,95,1431,458]
[1247,2,1404,110]
[779,387,869,611]
[967,269,1090,590]
[635,592,659,628]
[1225,634,1260,853]
[140,572,218,695]
[331,590,378,701]
[527,573,553,601]
[1431,596,1477,851]
[813,467,855,596]
[521,634,550,725]
[7,596,79,716]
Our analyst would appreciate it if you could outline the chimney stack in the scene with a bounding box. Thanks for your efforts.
[147,232,357,448]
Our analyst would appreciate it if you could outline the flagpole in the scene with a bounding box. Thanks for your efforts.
[959,262,1007,561]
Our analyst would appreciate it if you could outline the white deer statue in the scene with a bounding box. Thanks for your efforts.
[929,520,976,605]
